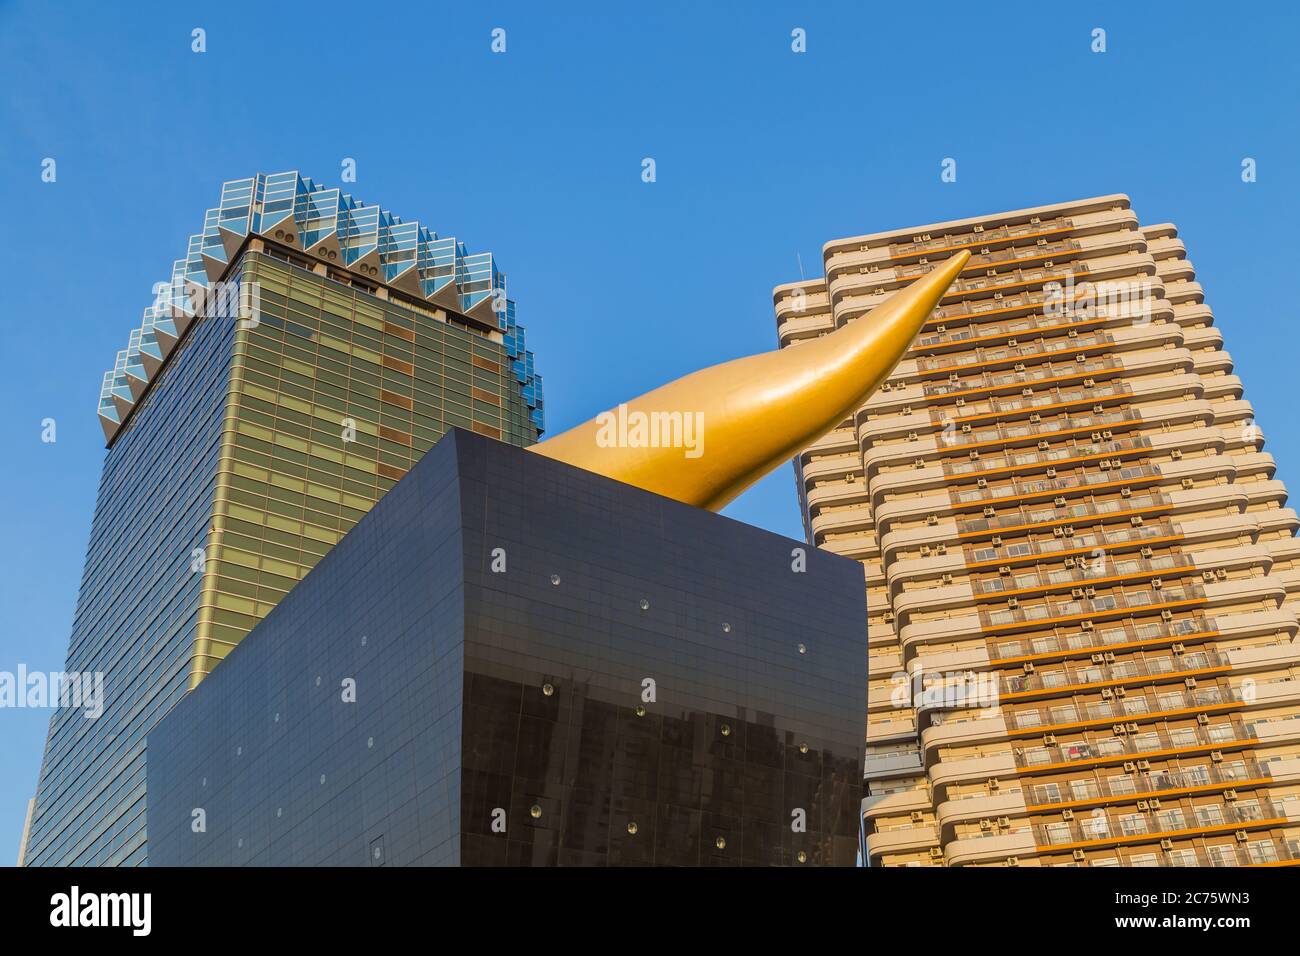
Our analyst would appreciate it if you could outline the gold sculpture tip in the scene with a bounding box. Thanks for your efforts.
[530,249,970,511]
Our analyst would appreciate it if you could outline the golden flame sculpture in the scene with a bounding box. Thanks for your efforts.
[529,250,970,511]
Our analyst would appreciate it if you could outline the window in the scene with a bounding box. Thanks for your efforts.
[1194,804,1224,827]
[1207,845,1238,866]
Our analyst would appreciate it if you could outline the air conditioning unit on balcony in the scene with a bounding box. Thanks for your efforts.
[999,565,1012,576]
[1054,527,1066,538]
[984,507,996,518]
[1160,838,1174,850]
[1007,338,1019,348]
[1197,713,1210,725]
[1023,662,1035,673]
[1101,688,1115,699]
[929,847,944,859]
[1064,526,1075,537]
[1068,328,1079,338]
[927,515,940,526]
[1099,459,1112,471]
[1064,556,1078,569]
[1076,354,1088,365]
[1150,799,1162,809]
[1120,487,1132,498]
[991,535,1003,546]
[883,611,895,623]
[1062,809,1075,820]
[1161,610,1174,621]
[1216,568,1229,580]
[949,373,960,383]
[1211,750,1223,762]
[1007,597,1019,609]
[1006,856,1020,867]
[977,477,988,488]
[1044,734,1057,745]
[979,818,993,831]
[1132,517,1145,527]
[1091,432,1102,442]
[1014,362,1026,372]
[1047,468,1058,479]
[1123,761,1136,772]
[1084,586,1096,597]
[1081,620,1095,631]
[955,397,966,406]
[1202,571,1216,582]
[1140,546,1153,557]
[961,423,973,434]
[1022,388,1034,397]
[941,573,953,585]
[1116,687,1127,697]
[1185,677,1198,689]
[881,382,892,392]
[937,544,948,555]
[997,817,1011,828]
[915,459,926,470]
[1137,760,1151,770]
[1073,588,1086,599]
[1102,430,1113,440]
[1235,831,1248,843]
[1224,790,1238,801]
[1072,849,1086,861]
[1150,578,1163,590]
[1091,652,1105,663]
[1171,448,1183,460]
[907,431,918,441]
[1137,800,1150,811]
[994,292,1004,300]
[969,450,981,461]
[1038,440,1051,452]
[903,406,913,415]
[911,810,925,823]
[920,545,932,556]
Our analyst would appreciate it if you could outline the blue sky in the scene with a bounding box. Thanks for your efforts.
[1,0,1297,865]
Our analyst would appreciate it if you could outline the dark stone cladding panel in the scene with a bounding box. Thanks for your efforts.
[148,429,867,866]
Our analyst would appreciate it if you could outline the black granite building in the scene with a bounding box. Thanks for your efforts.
[147,429,868,866]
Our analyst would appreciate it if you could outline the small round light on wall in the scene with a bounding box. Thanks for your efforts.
[542,682,555,697]
[722,622,732,633]
[550,574,561,586]
[799,742,810,754]
[319,774,326,785]
[627,822,638,835]
[797,850,807,864]
[797,643,807,655]
[274,712,280,723]
[315,675,322,686]
[715,836,727,850]
[720,723,731,737]
[635,705,646,717]
[530,805,543,819]
[639,598,650,611]
[367,736,374,749]
[276,807,282,818]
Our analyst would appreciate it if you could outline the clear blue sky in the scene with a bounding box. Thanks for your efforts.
[1,0,1297,865]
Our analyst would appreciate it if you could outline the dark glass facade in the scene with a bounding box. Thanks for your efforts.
[147,430,868,866]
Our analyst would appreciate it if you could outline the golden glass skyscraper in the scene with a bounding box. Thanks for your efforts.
[24,172,543,866]
[775,195,1300,867]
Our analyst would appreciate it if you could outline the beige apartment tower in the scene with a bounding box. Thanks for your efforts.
[775,195,1300,867]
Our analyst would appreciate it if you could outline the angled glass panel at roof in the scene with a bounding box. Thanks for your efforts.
[299,187,341,250]
[380,217,420,286]
[339,199,380,266]
[256,171,303,232]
